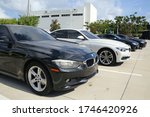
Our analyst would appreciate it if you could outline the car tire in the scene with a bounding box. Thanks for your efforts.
[98,49,116,66]
[25,62,53,96]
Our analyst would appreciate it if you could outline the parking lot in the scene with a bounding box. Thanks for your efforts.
[0,40,150,100]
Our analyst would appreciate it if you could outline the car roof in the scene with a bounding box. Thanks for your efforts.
[51,28,87,32]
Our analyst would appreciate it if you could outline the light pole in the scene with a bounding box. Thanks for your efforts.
[27,0,30,16]
[116,23,119,34]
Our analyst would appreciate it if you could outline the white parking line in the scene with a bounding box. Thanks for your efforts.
[99,68,142,77]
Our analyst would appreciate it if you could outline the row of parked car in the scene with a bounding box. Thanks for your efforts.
[50,29,147,66]
[98,34,147,51]
[0,24,147,96]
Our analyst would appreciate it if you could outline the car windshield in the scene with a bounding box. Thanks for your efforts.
[8,25,56,41]
[118,35,127,39]
[114,35,122,40]
[80,30,99,39]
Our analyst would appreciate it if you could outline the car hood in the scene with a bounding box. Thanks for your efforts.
[121,38,138,44]
[18,40,94,61]
[131,38,145,43]
[89,38,130,48]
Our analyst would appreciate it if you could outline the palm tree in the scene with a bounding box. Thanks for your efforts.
[84,22,90,30]
[50,19,60,31]
[115,16,123,34]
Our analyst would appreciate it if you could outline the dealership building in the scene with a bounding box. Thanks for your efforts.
[30,3,97,31]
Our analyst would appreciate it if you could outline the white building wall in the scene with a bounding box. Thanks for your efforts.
[30,3,97,31]
[89,4,97,22]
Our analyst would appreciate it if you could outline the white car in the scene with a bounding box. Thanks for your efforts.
[50,29,131,66]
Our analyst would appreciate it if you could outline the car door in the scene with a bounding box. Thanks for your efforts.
[0,26,26,77]
[0,26,14,74]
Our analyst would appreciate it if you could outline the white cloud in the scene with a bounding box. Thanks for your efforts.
[91,0,123,20]
[146,13,150,23]
[0,0,149,23]
[0,0,26,11]
[30,0,77,10]
[0,0,28,17]
[0,0,124,20]
[0,8,10,18]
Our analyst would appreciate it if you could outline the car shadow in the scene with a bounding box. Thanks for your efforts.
[0,74,30,93]
[0,74,73,98]
[46,90,74,97]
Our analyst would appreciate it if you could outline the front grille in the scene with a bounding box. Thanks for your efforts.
[85,56,98,67]
[86,59,94,67]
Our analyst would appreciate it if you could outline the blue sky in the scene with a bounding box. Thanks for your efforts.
[120,0,150,17]
[0,0,150,22]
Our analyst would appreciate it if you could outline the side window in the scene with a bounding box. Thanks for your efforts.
[0,26,10,42]
[112,36,117,39]
[105,35,113,39]
[55,30,68,38]
[68,30,84,40]
[50,32,56,38]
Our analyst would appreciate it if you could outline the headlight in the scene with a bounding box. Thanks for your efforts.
[116,47,128,52]
[141,41,145,43]
[52,59,82,69]
[133,42,138,45]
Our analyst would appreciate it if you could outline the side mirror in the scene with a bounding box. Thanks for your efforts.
[0,36,10,43]
[77,35,85,40]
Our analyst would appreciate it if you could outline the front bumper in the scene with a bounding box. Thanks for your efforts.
[140,42,147,48]
[131,44,139,51]
[50,62,98,91]
[115,49,131,63]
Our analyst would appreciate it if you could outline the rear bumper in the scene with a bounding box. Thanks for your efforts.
[50,63,98,91]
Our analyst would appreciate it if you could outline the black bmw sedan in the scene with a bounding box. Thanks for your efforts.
[117,34,147,48]
[0,25,98,95]
[98,34,139,51]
